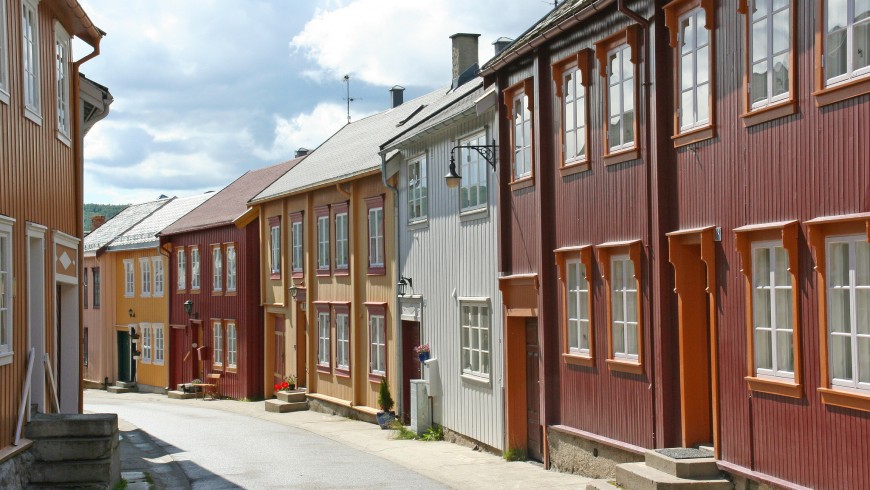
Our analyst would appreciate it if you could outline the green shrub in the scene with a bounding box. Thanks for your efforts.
[421,424,444,442]
[502,447,527,461]
[377,378,394,412]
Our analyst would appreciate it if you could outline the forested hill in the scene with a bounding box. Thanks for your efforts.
[84,203,128,233]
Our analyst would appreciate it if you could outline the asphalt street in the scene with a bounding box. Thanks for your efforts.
[85,395,447,489]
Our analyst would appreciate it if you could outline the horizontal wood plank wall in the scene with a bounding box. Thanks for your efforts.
[673,1,870,487]
[0,0,79,448]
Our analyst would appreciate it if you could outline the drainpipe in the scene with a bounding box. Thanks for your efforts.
[380,151,403,421]
[616,0,656,449]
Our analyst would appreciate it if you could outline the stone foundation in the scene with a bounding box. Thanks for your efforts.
[306,397,377,425]
[547,427,644,479]
[0,444,34,490]
[442,427,500,457]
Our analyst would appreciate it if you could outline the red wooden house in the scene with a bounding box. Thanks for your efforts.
[159,158,302,399]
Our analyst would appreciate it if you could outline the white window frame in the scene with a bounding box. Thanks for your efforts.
[213,321,223,367]
[177,248,186,291]
[611,255,639,361]
[317,215,329,271]
[369,314,386,375]
[292,221,303,273]
[0,0,10,104]
[460,300,491,380]
[21,0,41,122]
[825,0,870,85]
[191,247,200,290]
[124,259,135,297]
[152,256,164,297]
[317,311,330,367]
[607,44,636,151]
[368,207,384,268]
[459,133,488,212]
[54,22,71,143]
[270,224,281,275]
[153,323,164,365]
[141,323,152,364]
[748,0,791,109]
[227,322,237,369]
[226,244,236,292]
[826,234,870,392]
[566,259,591,355]
[512,93,531,179]
[0,217,15,365]
[677,7,712,132]
[139,257,151,297]
[751,240,794,380]
[562,67,587,164]
[212,246,222,292]
[336,313,350,370]
[408,156,428,221]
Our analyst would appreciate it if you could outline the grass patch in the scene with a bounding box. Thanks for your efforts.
[112,478,128,490]
[502,447,527,461]
[388,420,418,440]
[420,424,444,442]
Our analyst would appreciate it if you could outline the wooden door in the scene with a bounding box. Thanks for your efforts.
[525,318,542,462]
[274,316,286,386]
[401,320,422,424]
[117,331,131,382]
[296,307,307,387]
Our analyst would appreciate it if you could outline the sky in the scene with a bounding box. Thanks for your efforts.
[77,0,555,205]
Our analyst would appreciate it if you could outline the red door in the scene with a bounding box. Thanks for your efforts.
[274,316,286,387]
[526,318,542,462]
[170,327,184,388]
[401,321,422,423]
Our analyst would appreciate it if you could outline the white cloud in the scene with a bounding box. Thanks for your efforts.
[252,103,372,160]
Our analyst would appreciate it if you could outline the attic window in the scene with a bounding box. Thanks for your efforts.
[396,104,427,127]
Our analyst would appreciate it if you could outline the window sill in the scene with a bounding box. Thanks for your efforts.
[0,89,9,105]
[368,373,385,383]
[226,366,237,374]
[291,271,303,280]
[225,291,237,297]
[460,207,488,222]
[460,373,492,387]
[563,353,594,367]
[0,352,13,367]
[741,100,797,128]
[57,131,71,148]
[509,177,535,191]
[269,273,281,280]
[316,365,332,375]
[408,219,429,230]
[606,358,644,375]
[177,289,187,294]
[334,269,349,277]
[316,269,331,277]
[367,266,386,276]
[24,107,42,126]
[335,367,351,378]
[190,289,201,294]
[560,162,590,177]
[818,387,870,413]
[813,76,870,107]
[673,125,715,147]
[603,148,639,166]
[211,291,223,297]
[745,376,802,398]
[211,363,223,370]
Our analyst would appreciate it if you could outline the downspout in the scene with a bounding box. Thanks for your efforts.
[616,0,656,449]
[380,152,403,420]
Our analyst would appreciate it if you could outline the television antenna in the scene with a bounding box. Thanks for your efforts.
[343,74,356,123]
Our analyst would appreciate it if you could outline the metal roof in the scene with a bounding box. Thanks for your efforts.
[83,199,170,254]
[105,193,214,251]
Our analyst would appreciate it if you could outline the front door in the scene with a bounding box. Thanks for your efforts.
[525,318,542,462]
[401,320,422,424]
[117,331,132,382]
[274,316,286,386]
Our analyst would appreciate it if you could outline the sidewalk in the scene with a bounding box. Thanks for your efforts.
[115,416,190,490]
[90,389,589,489]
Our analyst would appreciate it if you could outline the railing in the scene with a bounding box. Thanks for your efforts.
[44,354,61,413]
[14,347,35,445]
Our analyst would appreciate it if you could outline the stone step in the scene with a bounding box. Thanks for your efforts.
[31,436,115,462]
[30,460,113,484]
[116,381,137,389]
[167,390,195,400]
[107,386,130,394]
[265,399,308,413]
[645,449,720,479]
[25,414,118,439]
[586,479,622,490]
[616,462,732,490]
[276,390,307,403]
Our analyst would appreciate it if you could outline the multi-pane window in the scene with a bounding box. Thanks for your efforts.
[336,313,350,370]
[212,246,222,292]
[269,219,281,277]
[139,258,151,297]
[0,0,9,102]
[124,260,134,297]
[291,220,303,274]
[335,213,348,270]
[93,268,101,308]
[226,244,236,292]
[227,322,237,369]
[826,235,870,391]
[318,311,330,366]
[408,156,428,220]
[213,321,223,367]
[141,324,152,363]
[370,314,386,375]
[825,0,870,85]
[563,67,587,163]
[317,215,330,271]
[153,324,164,365]
[368,207,384,268]
[607,45,636,150]
[0,220,12,360]
[567,260,591,355]
[191,247,200,290]
[678,8,711,132]
[749,0,791,108]
[22,0,41,116]
[460,133,488,211]
[152,257,164,297]
[461,303,490,378]
[55,25,71,139]
[177,249,186,291]
[752,242,794,379]
[611,256,639,360]
[512,93,532,179]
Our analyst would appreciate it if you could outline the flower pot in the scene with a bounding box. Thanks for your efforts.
[418,352,430,363]
[376,411,396,429]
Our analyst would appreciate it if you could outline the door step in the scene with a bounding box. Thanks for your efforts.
[615,449,732,490]
[108,381,137,394]
[166,390,195,400]
[265,389,308,413]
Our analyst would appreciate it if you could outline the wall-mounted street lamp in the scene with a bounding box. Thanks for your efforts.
[397,276,413,297]
[128,308,135,318]
[183,300,194,317]
[444,140,498,188]
[289,282,300,299]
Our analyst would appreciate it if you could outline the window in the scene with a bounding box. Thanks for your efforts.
[291,213,303,276]
[366,196,385,274]
[369,313,386,376]
[177,248,186,291]
[152,257,164,297]
[336,310,350,372]
[316,307,331,368]
[212,246,222,293]
[316,207,330,274]
[139,258,151,297]
[595,27,641,161]
[460,302,490,379]
[827,235,870,392]
[0,0,9,103]
[153,324,164,365]
[610,256,639,361]
[408,156,428,220]
[334,203,349,272]
[191,247,200,290]
[83,267,88,309]
[556,247,595,365]
[54,23,71,142]
[459,133,488,211]
[22,0,41,120]
[824,0,870,86]
[93,268,100,309]
[227,322,237,369]
[553,49,593,171]
[213,321,223,367]
[512,91,532,180]
[226,244,236,292]
[269,217,281,278]
[122,259,133,297]
[0,217,13,363]
[745,0,792,110]
[141,324,152,363]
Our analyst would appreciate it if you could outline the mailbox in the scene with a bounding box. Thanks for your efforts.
[196,345,210,361]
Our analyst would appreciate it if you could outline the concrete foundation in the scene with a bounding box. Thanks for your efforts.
[0,444,34,490]
[307,397,378,425]
[547,427,644,479]
[442,427,500,457]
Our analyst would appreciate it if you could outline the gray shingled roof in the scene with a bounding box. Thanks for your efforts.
[252,87,456,203]
[83,199,169,254]
[106,193,214,251]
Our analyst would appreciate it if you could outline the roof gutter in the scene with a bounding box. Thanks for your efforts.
[480,0,615,77]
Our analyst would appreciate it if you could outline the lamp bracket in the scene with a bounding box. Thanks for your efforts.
[449,141,498,172]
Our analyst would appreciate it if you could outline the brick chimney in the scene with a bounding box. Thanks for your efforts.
[450,33,480,86]
[90,215,106,231]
